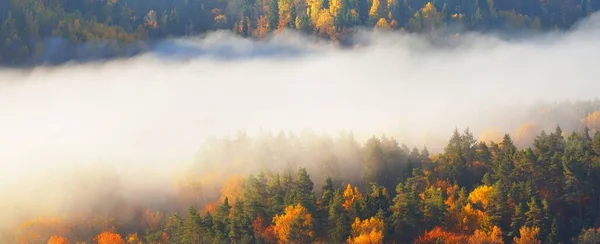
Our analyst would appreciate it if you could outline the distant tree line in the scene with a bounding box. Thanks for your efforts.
[0,0,597,65]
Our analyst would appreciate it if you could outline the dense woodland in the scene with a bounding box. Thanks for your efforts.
[0,0,599,65]
[9,118,600,243]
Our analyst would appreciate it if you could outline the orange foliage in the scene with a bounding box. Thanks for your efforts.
[343,184,363,210]
[203,201,219,214]
[47,235,70,244]
[513,226,542,244]
[253,216,276,243]
[18,217,69,244]
[468,226,503,244]
[347,217,384,244]
[272,204,314,243]
[219,174,244,205]
[415,227,468,244]
[95,231,125,244]
[256,15,270,38]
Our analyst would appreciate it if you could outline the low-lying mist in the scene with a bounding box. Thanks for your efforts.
[2,13,600,240]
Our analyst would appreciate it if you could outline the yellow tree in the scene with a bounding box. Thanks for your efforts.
[272,204,315,243]
[278,0,292,29]
[374,18,391,30]
[315,9,337,39]
[347,217,384,244]
[343,184,363,210]
[468,226,503,244]
[95,231,125,244]
[468,185,494,209]
[330,0,343,17]
[411,2,443,31]
[307,0,324,25]
[369,0,386,23]
[583,110,600,131]
[513,226,542,244]
[47,235,70,244]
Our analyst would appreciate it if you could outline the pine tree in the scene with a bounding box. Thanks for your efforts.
[268,0,279,31]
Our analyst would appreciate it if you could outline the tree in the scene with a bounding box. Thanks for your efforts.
[268,0,280,31]
[468,226,503,244]
[513,226,542,244]
[95,231,125,244]
[47,235,70,244]
[374,18,391,29]
[347,217,384,244]
[576,227,600,244]
[273,204,315,243]
[391,183,423,242]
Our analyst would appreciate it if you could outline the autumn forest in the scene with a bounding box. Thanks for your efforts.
[0,0,598,65]
[8,104,600,243]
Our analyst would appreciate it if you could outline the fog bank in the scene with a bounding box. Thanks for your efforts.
[2,13,600,235]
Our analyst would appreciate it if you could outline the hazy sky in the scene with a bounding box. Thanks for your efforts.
[2,13,600,232]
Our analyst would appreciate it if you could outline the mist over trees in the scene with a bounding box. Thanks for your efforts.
[6,121,600,243]
[0,0,598,65]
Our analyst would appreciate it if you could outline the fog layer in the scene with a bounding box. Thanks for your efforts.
[2,13,600,234]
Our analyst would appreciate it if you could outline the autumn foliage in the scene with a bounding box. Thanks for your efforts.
[95,231,125,244]
[414,227,468,244]
[343,184,363,210]
[272,204,315,243]
[47,235,70,244]
[347,217,384,244]
[513,226,542,244]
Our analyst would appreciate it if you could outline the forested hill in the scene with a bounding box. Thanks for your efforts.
[0,0,598,66]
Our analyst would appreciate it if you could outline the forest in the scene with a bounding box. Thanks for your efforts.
[8,118,600,243]
[0,0,598,65]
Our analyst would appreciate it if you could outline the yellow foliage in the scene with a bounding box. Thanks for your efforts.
[347,217,384,244]
[513,226,542,244]
[468,226,503,244]
[343,184,363,210]
[419,2,443,30]
[315,9,335,39]
[452,13,465,20]
[272,204,315,243]
[278,0,292,29]
[583,110,600,131]
[307,0,324,24]
[126,233,142,244]
[330,0,343,17]
[369,0,384,20]
[374,18,391,30]
[460,203,488,232]
[47,235,70,244]
[468,185,493,210]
